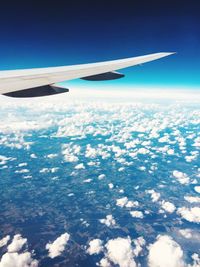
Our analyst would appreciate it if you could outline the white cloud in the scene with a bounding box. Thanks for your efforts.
[0,251,38,267]
[104,237,136,267]
[7,234,27,253]
[98,174,106,180]
[137,148,149,155]
[177,207,200,223]
[87,239,103,255]
[133,237,146,257]
[0,236,10,248]
[189,253,200,267]
[148,235,185,267]
[126,201,139,208]
[194,186,200,194]
[75,163,85,170]
[108,183,114,189]
[184,196,200,203]
[83,178,92,183]
[0,234,38,267]
[99,257,111,267]
[161,201,176,213]
[130,211,144,219]
[146,190,161,202]
[100,215,116,227]
[172,170,190,185]
[116,197,128,207]
[179,229,192,239]
[46,233,70,258]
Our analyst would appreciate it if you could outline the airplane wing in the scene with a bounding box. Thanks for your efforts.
[0,52,175,97]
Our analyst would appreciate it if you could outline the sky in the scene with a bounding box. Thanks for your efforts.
[0,0,199,89]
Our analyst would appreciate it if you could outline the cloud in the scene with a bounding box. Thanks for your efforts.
[146,189,161,202]
[104,237,136,267]
[98,174,106,180]
[75,163,85,170]
[7,234,27,253]
[116,197,128,207]
[172,170,190,185]
[133,237,146,257]
[177,207,200,223]
[108,183,114,189]
[194,186,200,194]
[87,239,103,255]
[148,235,185,267]
[130,211,144,219]
[46,233,70,258]
[100,215,116,227]
[0,252,38,267]
[189,253,200,267]
[184,196,200,203]
[179,229,192,239]
[0,234,38,267]
[0,236,10,248]
[160,201,176,213]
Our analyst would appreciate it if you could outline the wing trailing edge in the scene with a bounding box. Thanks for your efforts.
[0,52,175,98]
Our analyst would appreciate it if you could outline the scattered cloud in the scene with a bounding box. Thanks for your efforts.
[0,236,10,248]
[104,237,136,267]
[160,201,176,213]
[130,211,144,219]
[87,239,103,255]
[172,170,190,185]
[46,233,70,258]
[100,215,116,227]
[7,234,27,253]
[148,235,185,267]
[177,207,200,223]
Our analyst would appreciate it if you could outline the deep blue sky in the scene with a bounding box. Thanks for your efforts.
[0,0,200,88]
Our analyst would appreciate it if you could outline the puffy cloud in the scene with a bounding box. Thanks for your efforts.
[126,201,139,208]
[148,235,185,267]
[104,237,136,267]
[172,170,190,185]
[167,149,174,155]
[98,174,106,180]
[133,237,146,257]
[7,234,27,253]
[99,257,111,267]
[161,201,176,213]
[75,163,85,170]
[137,148,149,155]
[0,236,10,248]
[116,197,128,207]
[0,251,38,267]
[46,233,70,258]
[189,253,200,267]
[87,239,103,255]
[146,190,161,202]
[179,229,192,239]
[0,155,11,165]
[130,211,144,219]
[0,234,38,267]
[194,186,200,194]
[184,196,200,203]
[83,178,92,183]
[177,207,200,223]
[108,183,114,189]
[100,215,116,227]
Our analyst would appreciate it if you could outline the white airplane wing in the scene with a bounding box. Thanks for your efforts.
[0,52,175,97]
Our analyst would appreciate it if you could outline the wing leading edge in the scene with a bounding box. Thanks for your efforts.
[0,52,175,97]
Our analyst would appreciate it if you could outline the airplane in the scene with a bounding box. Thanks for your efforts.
[0,52,175,98]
